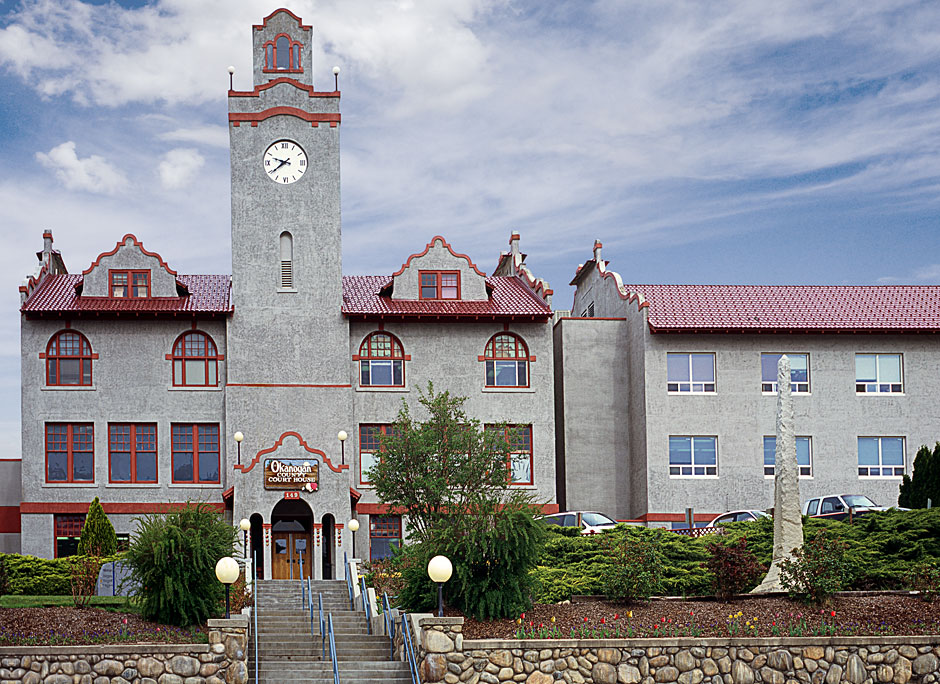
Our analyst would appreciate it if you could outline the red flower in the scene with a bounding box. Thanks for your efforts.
[830,611,836,617]
[661,617,666,622]
[529,621,533,627]
[654,624,659,630]
[539,623,544,628]
[614,613,619,620]
[601,618,606,624]
[583,617,588,623]
[521,613,525,619]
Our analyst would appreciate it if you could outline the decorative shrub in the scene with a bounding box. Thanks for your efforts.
[907,560,940,602]
[4,554,74,595]
[78,496,117,557]
[780,530,855,605]
[123,502,237,626]
[0,555,9,596]
[601,528,665,602]
[70,554,101,608]
[703,536,765,599]
[529,566,595,604]
[362,557,405,602]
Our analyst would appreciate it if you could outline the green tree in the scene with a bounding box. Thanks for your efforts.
[899,443,940,509]
[372,383,546,619]
[369,382,517,543]
[123,502,237,626]
[77,497,117,557]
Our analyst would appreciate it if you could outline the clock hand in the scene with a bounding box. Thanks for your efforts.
[270,159,290,173]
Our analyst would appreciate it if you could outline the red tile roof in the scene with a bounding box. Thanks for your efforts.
[622,284,940,333]
[21,274,232,315]
[342,275,552,319]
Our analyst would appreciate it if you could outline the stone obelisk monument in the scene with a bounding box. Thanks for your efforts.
[752,355,803,593]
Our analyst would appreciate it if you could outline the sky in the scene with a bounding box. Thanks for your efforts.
[1,0,940,458]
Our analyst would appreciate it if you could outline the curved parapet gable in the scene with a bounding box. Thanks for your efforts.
[235,430,349,474]
[390,236,489,301]
[570,240,649,320]
[80,234,184,298]
[494,232,553,307]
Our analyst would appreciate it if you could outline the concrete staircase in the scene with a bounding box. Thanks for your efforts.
[248,579,413,684]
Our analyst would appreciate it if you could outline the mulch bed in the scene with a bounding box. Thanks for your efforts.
[450,594,940,640]
[0,607,207,646]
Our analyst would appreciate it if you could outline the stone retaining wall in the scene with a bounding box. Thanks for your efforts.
[0,615,249,684]
[414,617,940,684]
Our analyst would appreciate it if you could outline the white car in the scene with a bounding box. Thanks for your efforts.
[707,509,771,527]
[802,494,906,520]
[540,511,619,535]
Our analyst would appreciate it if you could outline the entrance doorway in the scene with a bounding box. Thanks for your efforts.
[271,499,313,580]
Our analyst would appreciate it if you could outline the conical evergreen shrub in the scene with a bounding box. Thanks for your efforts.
[77,497,117,557]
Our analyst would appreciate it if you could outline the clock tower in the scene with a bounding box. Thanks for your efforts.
[225,9,352,579]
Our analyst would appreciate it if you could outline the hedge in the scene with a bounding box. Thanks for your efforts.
[0,553,124,596]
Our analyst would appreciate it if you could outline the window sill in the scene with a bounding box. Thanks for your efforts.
[167,483,223,488]
[41,386,96,392]
[855,392,905,397]
[762,392,811,397]
[668,475,719,479]
[509,484,537,489]
[481,387,536,393]
[42,482,98,488]
[356,386,409,393]
[858,475,904,479]
[667,391,717,396]
[277,287,298,294]
[105,483,162,488]
[764,475,813,479]
[168,385,223,392]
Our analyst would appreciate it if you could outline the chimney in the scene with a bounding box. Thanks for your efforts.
[509,232,521,259]
[42,230,54,263]
[593,239,603,265]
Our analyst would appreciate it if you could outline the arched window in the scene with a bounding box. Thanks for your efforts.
[483,333,530,387]
[358,332,406,387]
[263,34,303,72]
[279,231,293,289]
[171,332,221,387]
[46,331,94,386]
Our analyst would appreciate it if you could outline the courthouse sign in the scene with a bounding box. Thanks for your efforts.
[263,458,319,490]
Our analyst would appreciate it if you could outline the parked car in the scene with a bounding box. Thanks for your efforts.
[706,509,771,527]
[802,494,905,521]
[539,511,619,535]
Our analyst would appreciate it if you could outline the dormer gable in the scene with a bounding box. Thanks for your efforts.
[252,8,314,88]
[389,236,488,301]
[80,234,185,299]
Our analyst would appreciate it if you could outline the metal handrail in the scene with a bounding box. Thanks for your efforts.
[252,561,259,684]
[318,592,326,659]
[328,613,340,684]
[345,558,355,610]
[302,575,307,607]
[401,613,419,684]
[360,575,372,634]
[382,592,394,660]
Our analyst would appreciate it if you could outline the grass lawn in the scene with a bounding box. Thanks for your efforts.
[0,595,139,613]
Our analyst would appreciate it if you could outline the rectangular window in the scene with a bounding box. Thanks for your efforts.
[109,424,157,483]
[55,514,86,558]
[763,436,812,477]
[858,437,905,477]
[418,270,460,300]
[761,353,810,393]
[361,360,403,386]
[369,515,402,561]
[359,424,399,486]
[486,424,534,485]
[668,436,717,476]
[667,353,716,393]
[855,354,903,394]
[109,270,150,298]
[45,423,94,483]
[171,424,220,483]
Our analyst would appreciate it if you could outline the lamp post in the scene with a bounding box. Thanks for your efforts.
[227,65,235,90]
[348,518,359,558]
[234,431,244,466]
[427,555,453,618]
[239,518,250,561]
[333,65,340,91]
[215,557,240,619]
[338,430,348,465]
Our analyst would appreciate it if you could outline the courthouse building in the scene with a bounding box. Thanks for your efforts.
[14,9,557,575]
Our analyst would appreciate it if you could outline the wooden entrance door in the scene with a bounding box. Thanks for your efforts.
[271,532,313,579]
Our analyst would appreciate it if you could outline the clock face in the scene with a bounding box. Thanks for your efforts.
[263,140,308,184]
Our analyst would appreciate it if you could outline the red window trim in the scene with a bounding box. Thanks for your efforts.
[262,33,304,73]
[481,333,532,388]
[354,332,409,387]
[166,331,224,387]
[358,424,399,486]
[109,269,151,299]
[54,514,86,558]
[369,514,402,562]
[418,270,461,300]
[43,330,98,386]
[171,423,221,484]
[487,424,534,486]
[108,423,158,484]
[45,423,95,484]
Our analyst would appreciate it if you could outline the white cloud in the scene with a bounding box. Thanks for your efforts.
[158,148,206,189]
[35,141,127,194]
[159,125,230,149]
